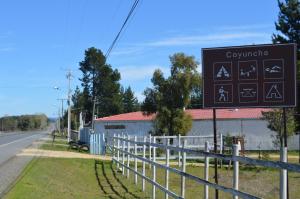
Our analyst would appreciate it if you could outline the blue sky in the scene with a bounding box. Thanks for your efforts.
[0,0,279,117]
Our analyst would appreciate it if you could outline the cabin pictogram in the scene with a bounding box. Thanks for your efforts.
[266,84,282,99]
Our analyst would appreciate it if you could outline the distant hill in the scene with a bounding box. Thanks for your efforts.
[0,114,48,131]
[48,117,57,123]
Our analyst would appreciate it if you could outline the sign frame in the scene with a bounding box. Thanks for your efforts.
[202,43,297,109]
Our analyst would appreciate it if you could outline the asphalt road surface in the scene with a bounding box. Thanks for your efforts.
[0,130,48,196]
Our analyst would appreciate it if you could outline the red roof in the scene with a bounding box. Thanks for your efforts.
[95,108,271,122]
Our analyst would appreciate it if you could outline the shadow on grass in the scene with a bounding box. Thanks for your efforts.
[94,160,141,199]
[94,160,110,197]
[109,162,141,199]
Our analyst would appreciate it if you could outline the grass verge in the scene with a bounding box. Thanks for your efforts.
[4,156,300,199]
[39,139,89,154]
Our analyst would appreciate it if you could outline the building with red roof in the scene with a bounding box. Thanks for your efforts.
[94,108,299,150]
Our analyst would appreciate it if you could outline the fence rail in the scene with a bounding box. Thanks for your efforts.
[110,134,300,199]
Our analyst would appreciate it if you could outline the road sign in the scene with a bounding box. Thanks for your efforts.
[202,43,297,108]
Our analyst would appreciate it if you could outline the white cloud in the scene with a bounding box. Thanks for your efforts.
[0,47,14,52]
[110,25,272,56]
[0,31,13,39]
[111,46,144,56]
[145,32,270,47]
[216,24,273,31]
[119,65,169,81]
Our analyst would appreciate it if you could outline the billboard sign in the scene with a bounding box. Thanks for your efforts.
[202,43,297,108]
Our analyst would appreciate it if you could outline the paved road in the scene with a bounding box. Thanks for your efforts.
[0,130,49,196]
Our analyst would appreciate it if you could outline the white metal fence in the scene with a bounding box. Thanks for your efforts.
[110,134,300,199]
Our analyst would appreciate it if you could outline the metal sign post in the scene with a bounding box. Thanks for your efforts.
[213,109,218,199]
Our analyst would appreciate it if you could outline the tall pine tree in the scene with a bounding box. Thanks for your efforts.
[122,86,140,113]
[265,0,300,145]
[78,47,123,121]
[272,0,300,58]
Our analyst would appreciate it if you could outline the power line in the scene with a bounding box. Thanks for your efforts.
[105,0,140,59]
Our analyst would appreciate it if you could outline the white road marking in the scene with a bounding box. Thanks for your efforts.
[0,134,40,148]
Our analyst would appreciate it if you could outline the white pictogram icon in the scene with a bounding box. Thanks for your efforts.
[266,84,282,99]
[265,65,281,73]
[240,88,256,98]
[217,66,230,78]
[240,65,256,77]
[218,86,229,101]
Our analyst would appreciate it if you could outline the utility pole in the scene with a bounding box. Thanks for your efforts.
[57,109,60,133]
[92,97,97,130]
[57,98,67,135]
[66,70,72,142]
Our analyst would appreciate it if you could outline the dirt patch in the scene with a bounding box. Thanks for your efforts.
[16,149,111,161]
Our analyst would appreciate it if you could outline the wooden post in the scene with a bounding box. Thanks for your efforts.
[152,137,156,199]
[213,108,219,199]
[181,139,186,198]
[178,135,181,167]
[233,142,240,199]
[142,136,146,191]
[122,134,125,175]
[134,136,138,184]
[165,138,170,199]
[117,134,120,169]
[204,141,210,199]
[127,135,130,179]
[112,133,115,163]
[149,134,152,169]
[220,133,223,168]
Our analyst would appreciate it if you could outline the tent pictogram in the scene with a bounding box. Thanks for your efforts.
[216,66,230,78]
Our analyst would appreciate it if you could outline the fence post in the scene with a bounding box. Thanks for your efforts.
[152,137,156,199]
[233,142,240,199]
[181,139,186,198]
[122,134,125,175]
[165,138,170,199]
[142,136,146,191]
[220,134,223,168]
[149,134,152,169]
[178,134,181,167]
[280,146,287,199]
[204,141,210,199]
[117,134,120,169]
[134,136,138,185]
[113,134,116,162]
[127,135,130,179]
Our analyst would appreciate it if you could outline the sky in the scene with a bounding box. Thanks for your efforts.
[0,0,280,117]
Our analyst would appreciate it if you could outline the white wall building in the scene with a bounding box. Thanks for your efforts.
[94,108,299,150]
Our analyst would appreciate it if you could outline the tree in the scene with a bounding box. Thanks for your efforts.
[272,0,300,58]
[272,0,300,133]
[188,75,203,109]
[262,109,296,148]
[78,47,123,121]
[122,86,140,113]
[142,53,200,136]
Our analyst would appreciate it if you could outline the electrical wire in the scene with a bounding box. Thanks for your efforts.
[105,0,140,59]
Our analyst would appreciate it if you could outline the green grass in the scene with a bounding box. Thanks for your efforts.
[4,157,300,199]
[39,139,89,154]
[4,158,148,199]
